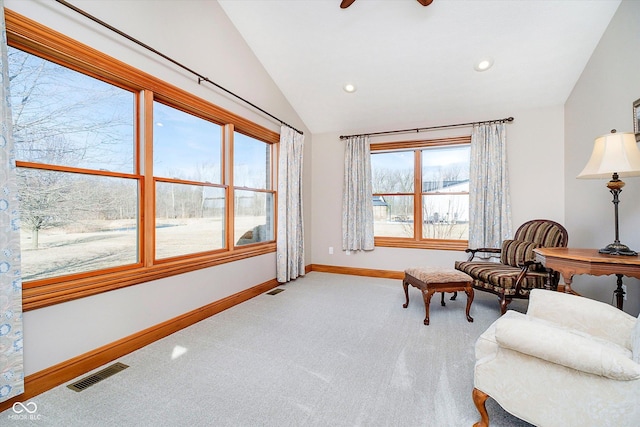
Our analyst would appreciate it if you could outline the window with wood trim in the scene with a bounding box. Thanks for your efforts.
[6,9,279,310]
[371,137,470,250]
[153,101,226,260]
[232,132,275,246]
[10,45,140,281]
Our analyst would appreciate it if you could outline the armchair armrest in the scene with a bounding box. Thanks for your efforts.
[526,289,636,348]
[517,260,540,269]
[513,260,543,294]
[494,316,640,381]
[464,247,501,261]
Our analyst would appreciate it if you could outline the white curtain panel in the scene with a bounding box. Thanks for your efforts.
[0,1,25,402]
[468,122,512,250]
[342,135,374,251]
[276,125,305,283]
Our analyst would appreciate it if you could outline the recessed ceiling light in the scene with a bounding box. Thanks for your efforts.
[474,58,494,72]
[343,83,357,93]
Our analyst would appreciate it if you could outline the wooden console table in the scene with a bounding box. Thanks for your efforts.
[534,247,640,310]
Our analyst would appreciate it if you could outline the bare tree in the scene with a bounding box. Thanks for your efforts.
[9,47,134,248]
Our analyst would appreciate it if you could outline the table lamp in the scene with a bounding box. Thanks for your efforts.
[577,130,640,255]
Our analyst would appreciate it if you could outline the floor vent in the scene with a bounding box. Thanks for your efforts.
[266,288,285,295]
[67,362,129,392]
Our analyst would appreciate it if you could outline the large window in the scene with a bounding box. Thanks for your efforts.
[7,10,278,309]
[9,46,139,281]
[371,138,470,249]
[153,101,226,259]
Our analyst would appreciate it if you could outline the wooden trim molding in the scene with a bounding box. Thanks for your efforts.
[22,244,276,311]
[374,237,468,251]
[0,277,280,413]
[310,264,404,280]
[371,136,471,152]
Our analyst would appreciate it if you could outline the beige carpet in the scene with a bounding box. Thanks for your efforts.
[2,272,534,426]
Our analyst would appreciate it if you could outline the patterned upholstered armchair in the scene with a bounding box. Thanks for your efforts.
[455,219,568,314]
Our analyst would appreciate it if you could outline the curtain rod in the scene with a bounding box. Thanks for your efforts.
[53,0,303,136]
[339,116,514,140]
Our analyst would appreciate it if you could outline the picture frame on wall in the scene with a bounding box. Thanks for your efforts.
[634,98,640,142]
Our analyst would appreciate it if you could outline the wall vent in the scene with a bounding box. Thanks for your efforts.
[266,288,285,295]
[67,362,129,392]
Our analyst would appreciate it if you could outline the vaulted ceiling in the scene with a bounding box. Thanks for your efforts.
[218,0,620,135]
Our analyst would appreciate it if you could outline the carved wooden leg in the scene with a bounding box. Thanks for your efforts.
[499,295,510,315]
[422,288,435,325]
[450,291,457,301]
[563,274,574,294]
[464,286,474,323]
[472,388,490,427]
[402,279,410,308]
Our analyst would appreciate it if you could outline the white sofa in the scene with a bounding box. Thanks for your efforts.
[472,288,640,427]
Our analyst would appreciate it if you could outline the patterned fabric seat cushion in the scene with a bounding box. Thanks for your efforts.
[454,260,547,296]
[404,267,472,284]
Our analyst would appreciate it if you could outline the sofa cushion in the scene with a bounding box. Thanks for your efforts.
[495,316,640,381]
[527,288,636,349]
[500,239,542,268]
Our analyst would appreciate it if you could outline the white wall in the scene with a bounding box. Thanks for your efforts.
[6,0,312,375]
[565,0,640,315]
[10,0,637,377]
[310,105,565,271]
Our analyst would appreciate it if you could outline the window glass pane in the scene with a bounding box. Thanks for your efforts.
[153,101,222,183]
[234,133,270,189]
[8,47,135,173]
[155,182,225,259]
[234,190,274,245]
[18,169,138,281]
[373,195,413,238]
[421,145,470,193]
[422,194,469,239]
[371,151,414,193]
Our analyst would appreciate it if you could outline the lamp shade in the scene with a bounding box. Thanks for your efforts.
[577,132,640,179]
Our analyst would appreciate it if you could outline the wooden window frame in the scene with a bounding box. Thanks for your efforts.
[371,136,470,251]
[6,9,279,311]
[230,129,278,249]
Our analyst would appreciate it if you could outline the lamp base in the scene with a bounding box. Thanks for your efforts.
[599,242,638,256]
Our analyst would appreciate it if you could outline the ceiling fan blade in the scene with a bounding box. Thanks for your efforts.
[416,0,434,5]
[340,0,357,8]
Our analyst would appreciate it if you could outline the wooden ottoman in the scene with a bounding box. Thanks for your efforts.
[403,267,474,325]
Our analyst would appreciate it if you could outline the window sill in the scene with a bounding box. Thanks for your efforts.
[374,237,468,251]
[22,243,276,311]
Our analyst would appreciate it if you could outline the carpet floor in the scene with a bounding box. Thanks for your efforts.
[2,272,534,426]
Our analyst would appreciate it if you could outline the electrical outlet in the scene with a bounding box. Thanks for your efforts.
[329,246,333,255]
[622,284,628,301]
[345,250,351,255]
